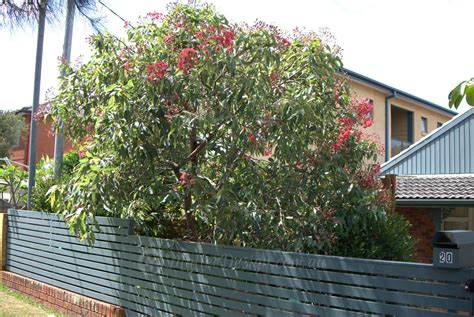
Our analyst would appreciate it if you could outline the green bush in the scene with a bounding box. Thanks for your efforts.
[0,111,24,158]
[0,164,27,208]
[48,4,415,261]
[31,151,80,212]
[334,211,415,261]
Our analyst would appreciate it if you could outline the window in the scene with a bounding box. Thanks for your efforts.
[421,117,428,134]
[442,208,474,230]
[437,122,443,128]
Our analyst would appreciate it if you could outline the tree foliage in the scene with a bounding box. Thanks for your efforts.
[0,111,24,158]
[49,4,412,259]
[31,150,81,212]
[449,78,474,109]
[0,164,27,208]
[0,0,100,30]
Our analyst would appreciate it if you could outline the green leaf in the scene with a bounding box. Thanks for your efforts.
[465,85,474,106]
[448,81,465,109]
[107,95,116,109]
[105,83,116,92]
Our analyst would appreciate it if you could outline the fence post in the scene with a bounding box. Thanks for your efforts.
[471,294,474,317]
[0,212,6,270]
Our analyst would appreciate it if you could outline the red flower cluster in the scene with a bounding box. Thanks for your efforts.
[332,116,354,151]
[373,162,381,175]
[363,118,373,128]
[353,98,373,128]
[147,11,163,21]
[333,99,374,152]
[360,172,377,188]
[146,61,168,81]
[163,33,175,45]
[264,146,272,156]
[123,62,133,73]
[210,30,235,48]
[269,72,279,83]
[248,133,257,143]
[333,129,351,152]
[164,100,181,122]
[280,37,291,47]
[178,48,198,75]
[194,26,235,53]
[179,171,194,185]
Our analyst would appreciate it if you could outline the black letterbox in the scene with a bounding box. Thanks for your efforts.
[432,231,474,269]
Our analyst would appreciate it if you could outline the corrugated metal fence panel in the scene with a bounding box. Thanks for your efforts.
[382,110,474,175]
[6,209,474,317]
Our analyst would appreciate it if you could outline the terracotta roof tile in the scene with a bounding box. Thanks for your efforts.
[396,174,474,200]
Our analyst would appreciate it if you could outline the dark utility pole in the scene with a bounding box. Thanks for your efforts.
[27,0,47,209]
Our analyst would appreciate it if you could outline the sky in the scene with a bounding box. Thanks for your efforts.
[1,0,473,113]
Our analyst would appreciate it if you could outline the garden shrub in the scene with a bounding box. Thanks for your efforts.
[334,211,415,261]
[0,164,27,208]
[31,151,80,212]
[48,4,413,260]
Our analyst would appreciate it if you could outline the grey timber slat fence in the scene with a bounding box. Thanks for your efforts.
[6,209,474,317]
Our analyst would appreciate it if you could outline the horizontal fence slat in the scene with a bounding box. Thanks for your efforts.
[7,243,387,316]
[7,218,130,236]
[9,229,467,300]
[6,265,179,317]
[7,257,217,317]
[8,231,470,315]
[7,248,257,317]
[6,210,473,317]
[6,237,357,316]
[7,227,467,308]
[7,244,295,317]
[8,209,132,228]
[6,220,129,240]
[135,235,474,283]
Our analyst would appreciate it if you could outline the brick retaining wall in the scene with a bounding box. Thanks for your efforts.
[0,272,126,317]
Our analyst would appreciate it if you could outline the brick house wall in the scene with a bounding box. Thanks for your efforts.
[10,110,73,167]
[396,207,436,263]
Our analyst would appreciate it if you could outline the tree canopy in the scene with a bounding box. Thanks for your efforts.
[0,111,24,158]
[0,0,100,29]
[49,4,413,260]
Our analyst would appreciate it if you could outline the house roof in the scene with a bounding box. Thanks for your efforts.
[344,69,458,117]
[381,108,474,176]
[396,174,474,200]
[395,174,474,207]
[15,106,32,114]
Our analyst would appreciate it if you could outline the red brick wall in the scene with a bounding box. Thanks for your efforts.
[10,112,73,167]
[396,207,436,263]
[1,272,125,317]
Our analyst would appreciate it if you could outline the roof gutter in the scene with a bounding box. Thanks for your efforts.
[385,92,396,161]
[343,68,458,116]
[396,198,474,207]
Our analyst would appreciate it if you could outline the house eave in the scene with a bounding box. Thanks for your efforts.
[343,68,458,117]
[396,198,474,207]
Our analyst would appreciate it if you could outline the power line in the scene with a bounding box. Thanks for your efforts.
[98,0,126,23]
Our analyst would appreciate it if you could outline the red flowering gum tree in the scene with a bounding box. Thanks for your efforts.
[49,4,413,259]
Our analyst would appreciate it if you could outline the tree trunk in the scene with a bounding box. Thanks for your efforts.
[27,0,47,209]
[184,125,198,238]
[54,0,76,180]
